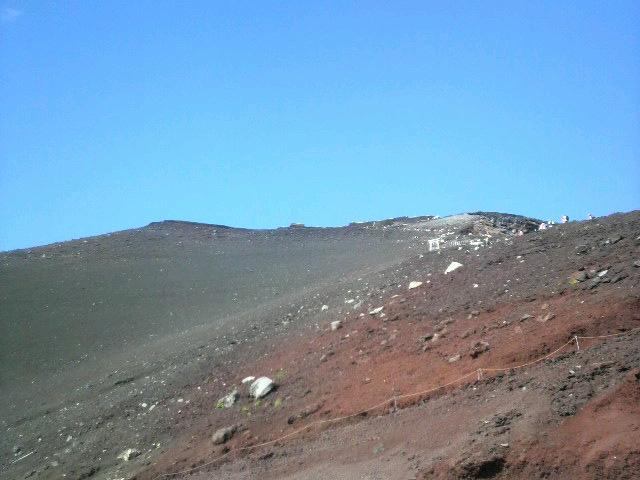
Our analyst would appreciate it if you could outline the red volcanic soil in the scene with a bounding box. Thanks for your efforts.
[3,212,638,480]
[141,293,640,480]
[139,214,640,480]
[506,370,640,480]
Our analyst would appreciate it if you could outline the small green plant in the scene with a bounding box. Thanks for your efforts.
[273,397,283,409]
[240,405,251,416]
[254,398,262,408]
[216,400,225,409]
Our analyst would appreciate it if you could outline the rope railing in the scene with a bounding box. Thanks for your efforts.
[154,326,640,479]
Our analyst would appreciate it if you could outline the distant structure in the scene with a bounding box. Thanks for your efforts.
[289,223,305,228]
[428,237,486,252]
[561,215,569,224]
[588,213,595,220]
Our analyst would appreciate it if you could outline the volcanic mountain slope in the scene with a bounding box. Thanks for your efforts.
[1,211,639,480]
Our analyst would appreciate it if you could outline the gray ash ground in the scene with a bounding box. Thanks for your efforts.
[1,211,639,480]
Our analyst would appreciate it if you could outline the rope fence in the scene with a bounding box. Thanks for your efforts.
[155,326,640,479]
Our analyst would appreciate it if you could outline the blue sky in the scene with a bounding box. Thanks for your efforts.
[1,1,639,250]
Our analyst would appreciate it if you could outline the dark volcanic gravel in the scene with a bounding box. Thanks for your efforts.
[1,211,638,480]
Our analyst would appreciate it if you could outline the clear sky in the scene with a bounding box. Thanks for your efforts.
[1,1,639,250]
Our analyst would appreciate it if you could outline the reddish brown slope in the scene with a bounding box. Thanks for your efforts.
[140,212,640,480]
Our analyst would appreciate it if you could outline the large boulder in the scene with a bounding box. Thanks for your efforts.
[250,377,275,399]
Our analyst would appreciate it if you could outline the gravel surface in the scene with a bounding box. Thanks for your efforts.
[1,211,638,480]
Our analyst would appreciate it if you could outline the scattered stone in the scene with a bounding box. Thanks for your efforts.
[330,320,342,331]
[241,376,255,384]
[321,305,329,311]
[117,448,141,462]
[288,402,324,424]
[113,376,135,386]
[445,261,463,274]
[611,274,627,284]
[460,329,473,339]
[470,310,480,317]
[586,277,601,289]
[448,354,462,363]
[568,271,588,283]
[597,269,608,277]
[212,425,237,445]
[633,260,640,268]
[470,341,490,358]
[76,467,99,480]
[574,245,589,255]
[520,314,533,322]
[408,281,423,290]
[607,235,623,244]
[419,333,434,342]
[218,389,239,408]
[455,454,505,478]
[368,306,384,315]
[537,312,556,323]
[250,377,275,399]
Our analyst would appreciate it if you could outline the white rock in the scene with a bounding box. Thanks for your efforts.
[241,376,255,384]
[117,448,141,462]
[321,304,329,311]
[444,262,463,274]
[330,320,342,331]
[408,281,423,290]
[250,377,275,399]
[368,306,384,315]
